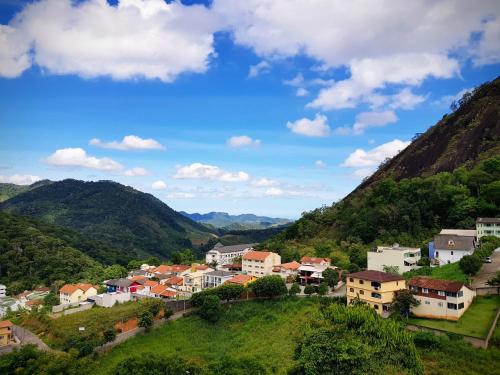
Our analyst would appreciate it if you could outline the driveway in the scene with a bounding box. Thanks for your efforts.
[472,247,500,288]
[13,325,51,351]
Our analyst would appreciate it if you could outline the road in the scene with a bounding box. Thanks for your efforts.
[472,247,500,288]
[0,325,51,356]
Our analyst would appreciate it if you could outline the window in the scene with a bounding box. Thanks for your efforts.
[457,291,463,297]
[359,280,364,284]
[458,302,464,309]
[447,303,457,310]
[374,304,379,310]
[349,278,354,282]
[438,290,445,296]
[371,292,382,299]
[425,301,430,305]
[423,288,429,294]
[360,290,364,295]
[446,291,457,297]
[448,240,455,246]
[349,288,354,292]
[451,251,454,255]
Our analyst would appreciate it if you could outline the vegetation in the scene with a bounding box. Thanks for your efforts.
[487,272,500,286]
[289,282,300,296]
[459,255,483,275]
[322,268,338,287]
[250,275,288,298]
[391,289,420,319]
[409,295,500,338]
[198,295,222,323]
[404,262,468,283]
[138,310,154,330]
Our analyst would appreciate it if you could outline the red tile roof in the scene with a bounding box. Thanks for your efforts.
[26,299,43,307]
[194,265,209,271]
[144,280,159,288]
[151,284,168,294]
[129,275,148,282]
[280,261,301,270]
[159,290,177,298]
[348,270,404,283]
[59,284,79,294]
[154,265,190,274]
[226,274,254,285]
[301,256,330,264]
[408,277,467,293]
[0,320,13,329]
[243,251,271,261]
[164,276,184,286]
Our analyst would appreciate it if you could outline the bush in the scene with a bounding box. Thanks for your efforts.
[190,288,217,307]
[289,282,301,296]
[103,328,117,343]
[209,356,267,375]
[318,282,329,296]
[112,354,204,375]
[304,285,316,295]
[216,283,245,302]
[322,268,339,287]
[164,307,173,320]
[250,276,287,298]
[198,295,222,323]
[459,255,482,275]
[412,331,443,349]
[138,310,153,330]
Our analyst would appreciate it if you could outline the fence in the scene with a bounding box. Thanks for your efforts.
[475,286,500,296]
[51,302,93,317]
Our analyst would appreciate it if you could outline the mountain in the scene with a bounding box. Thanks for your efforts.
[0,179,53,202]
[180,211,291,229]
[0,179,216,260]
[265,77,500,264]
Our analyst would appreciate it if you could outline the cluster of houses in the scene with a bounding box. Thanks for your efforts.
[348,217,499,320]
[0,285,51,318]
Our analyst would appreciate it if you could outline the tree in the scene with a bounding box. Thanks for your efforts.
[322,268,338,287]
[138,310,153,330]
[459,255,482,275]
[103,328,117,343]
[487,272,500,286]
[391,289,420,319]
[43,292,59,307]
[250,276,287,298]
[216,283,244,302]
[147,299,163,317]
[127,260,143,270]
[289,282,301,296]
[104,264,128,280]
[383,265,400,275]
[318,282,329,296]
[304,285,316,296]
[198,295,222,323]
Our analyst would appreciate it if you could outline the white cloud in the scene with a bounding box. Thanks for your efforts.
[46,148,123,171]
[334,111,398,136]
[123,167,149,177]
[315,160,326,169]
[433,88,473,108]
[342,139,410,169]
[287,113,330,137]
[248,61,271,78]
[264,187,284,196]
[296,88,309,97]
[173,163,250,182]
[90,135,165,151]
[0,174,41,185]
[227,135,261,148]
[473,17,500,65]
[166,192,196,199]
[0,0,219,81]
[151,180,168,190]
[251,177,279,187]
[283,73,304,87]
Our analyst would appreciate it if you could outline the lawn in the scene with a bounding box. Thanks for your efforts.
[404,262,468,283]
[409,295,500,338]
[95,298,319,375]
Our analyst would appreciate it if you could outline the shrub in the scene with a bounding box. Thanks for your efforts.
[209,357,267,375]
[112,354,204,375]
[304,285,316,295]
[412,331,443,349]
[198,295,222,323]
[318,282,329,296]
[138,310,153,330]
[216,283,245,302]
[250,275,287,298]
[459,255,482,275]
[103,328,117,343]
[289,282,301,296]
[322,268,339,287]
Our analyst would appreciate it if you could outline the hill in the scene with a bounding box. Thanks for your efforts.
[180,211,291,229]
[265,77,500,265]
[0,179,216,260]
[0,179,52,202]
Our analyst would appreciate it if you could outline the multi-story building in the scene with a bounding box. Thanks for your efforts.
[0,285,5,298]
[59,283,97,305]
[409,277,476,320]
[182,267,214,293]
[367,244,421,273]
[205,243,255,268]
[272,261,301,280]
[203,270,235,289]
[346,270,405,317]
[298,257,332,285]
[242,251,281,277]
[476,217,500,239]
[433,234,476,265]
[0,320,14,347]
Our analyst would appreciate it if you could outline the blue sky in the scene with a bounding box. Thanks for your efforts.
[0,0,499,218]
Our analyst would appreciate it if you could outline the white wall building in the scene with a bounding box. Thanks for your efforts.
[91,292,131,308]
[205,243,255,268]
[367,244,421,273]
[476,217,500,239]
[0,285,6,298]
[242,251,281,277]
[433,234,476,265]
[203,270,235,289]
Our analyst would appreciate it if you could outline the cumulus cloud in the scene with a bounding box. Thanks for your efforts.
[342,139,410,171]
[46,148,123,171]
[123,167,149,177]
[0,0,218,81]
[89,135,165,151]
[227,135,261,148]
[287,114,330,137]
[0,174,41,185]
[473,17,500,65]
[151,180,168,190]
[166,192,195,199]
[251,177,279,187]
[248,61,271,78]
[432,88,473,108]
[335,111,398,136]
[173,163,250,182]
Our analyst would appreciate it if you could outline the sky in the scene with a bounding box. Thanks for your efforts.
[0,0,499,218]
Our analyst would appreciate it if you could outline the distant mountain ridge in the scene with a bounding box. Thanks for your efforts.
[180,211,291,229]
[0,179,216,260]
[0,179,53,202]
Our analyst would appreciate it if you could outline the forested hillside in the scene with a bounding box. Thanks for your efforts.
[181,211,291,229]
[0,180,52,202]
[0,179,216,260]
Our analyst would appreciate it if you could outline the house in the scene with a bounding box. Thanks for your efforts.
[225,274,256,287]
[346,270,405,317]
[105,278,145,293]
[0,320,14,347]
[182,267,214,293]
[476,217,500,239]
[298,257,333,285]
[161,276,184,289]
[17,287,50,310]
[203,270,235,289]
[59,283,97,305]
[135,280,159,297]
[242,251,281,277]
[409,277,476,320]
[90,292,131,308]
[440,229,477,237]
[367,244,421,273]
[0,284,6,298]
[150,284,177,299]
[272,261,301,280]
[0,297,21,318]
[205,243,255,268]
[433,234,476,265]
[149,264,191,277]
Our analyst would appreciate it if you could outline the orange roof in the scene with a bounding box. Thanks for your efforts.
[129,275,148,282]
[301,256,330,264]
[151,284,168,294]
[59,284,79,294]
[134,285,145,291]
[26,299,43,307]
[280,261,301,270]
[144,280,159,288]
[243,251,271,261]
[226,274,254,285]
[76,283,96,292]
[159,290,177,298]
[154,264,190,273]
[164,276,184,286]
[0,320,14,329]
[194,265,209,271]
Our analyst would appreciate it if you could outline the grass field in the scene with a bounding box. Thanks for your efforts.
[404,262,469,283]
[95,298,319,375]
[409,295,500,338]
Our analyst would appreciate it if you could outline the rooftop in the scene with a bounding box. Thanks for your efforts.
[301,256,330,264]
[210,243,256,254]
[0,320,14,329]
[348,270,404,283]
[434,234,475,250]
[374,244,420,252]
[409,276,468,292]
[205,270,235,277]
[226,274,254,284]
[440,229,477,237]
[477,217,500,224]
[243,251,272,261]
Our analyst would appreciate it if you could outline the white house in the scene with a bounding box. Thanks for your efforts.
[0,285,6,298]
[367,244,421,273]
[203,270,235,289]
[242,251,281,277]
[90,292,131,308]
[433,234,476,265]
[205,243,255,268]
[476,217,500,239]
[0,297,21,318]
[298,257,335,285]
[409,277,476,320]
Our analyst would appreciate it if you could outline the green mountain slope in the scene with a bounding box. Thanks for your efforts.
[0,179,216,260]
[265,77,500,265]
[0,180,52,202]
[180,211,291,229]
[0,212,104,294]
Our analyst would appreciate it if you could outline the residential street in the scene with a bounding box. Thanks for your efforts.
[472,248,500,288]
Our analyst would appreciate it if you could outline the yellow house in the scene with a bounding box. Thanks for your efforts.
[59,283,97,305]
[0,320,14,347]
[346,270,405,317]
[242,251,281,277]
[225,274,257,287]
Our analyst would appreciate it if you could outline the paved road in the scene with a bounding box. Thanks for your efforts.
[472,247,500,288]
[13,325,51,351]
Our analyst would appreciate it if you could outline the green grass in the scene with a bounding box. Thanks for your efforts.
[404,262,468,283]
[95,298,319,375]
[409,295,500,338]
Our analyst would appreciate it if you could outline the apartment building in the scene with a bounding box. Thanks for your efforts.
[367,244,421,273]
[476,217,500,239]
[242,251,281,277]
[205,243,255,268]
